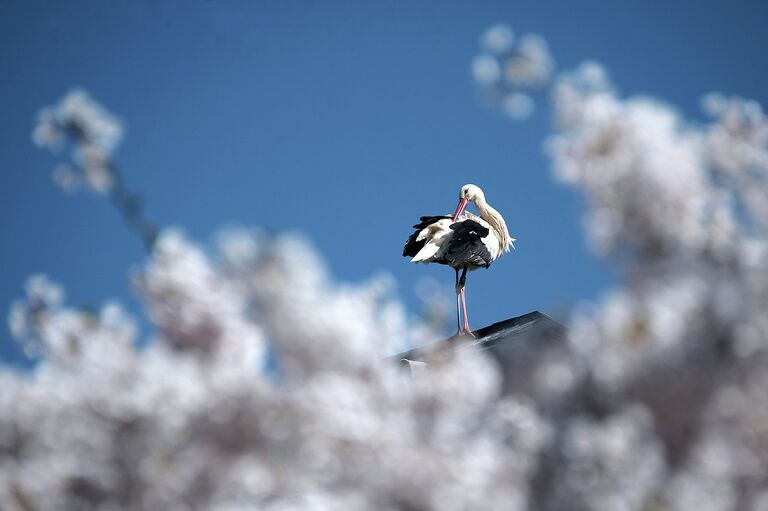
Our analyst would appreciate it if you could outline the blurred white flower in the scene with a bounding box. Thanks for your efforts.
[26,273,64,307]
[502,34,553,87]
[481,24,515,55]
[471,54,501,85]
[550,63,710,256]
[32,108,65,151]
[52,163,82,194]
[79,145,114,193]
[33,89,123,195]
[502,92,535,119]
[472,25,555,120]
[703,93,768,174]
[56,88,123,154]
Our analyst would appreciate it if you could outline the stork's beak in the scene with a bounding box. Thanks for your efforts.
[452,198,468,222]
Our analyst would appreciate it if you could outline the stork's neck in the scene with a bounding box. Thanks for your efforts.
[474,196,513,253]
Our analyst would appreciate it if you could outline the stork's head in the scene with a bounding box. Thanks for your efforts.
[452,183,484,221]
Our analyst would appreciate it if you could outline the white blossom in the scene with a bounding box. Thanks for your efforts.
[480,24,515,55]
[472,24,555,120]
[33,89,123,194]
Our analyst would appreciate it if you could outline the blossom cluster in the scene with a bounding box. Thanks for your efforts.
[543,59,768,509]
[2,230,540,510]
[33,89,123,194]
[3,26,768,511]
[32,89,157,248]
[472,24,555,119]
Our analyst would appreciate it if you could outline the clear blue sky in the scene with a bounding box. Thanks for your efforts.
[2,0,767,363]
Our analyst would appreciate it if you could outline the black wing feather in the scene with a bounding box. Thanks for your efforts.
[402,215,451,257]
[444,220,493,268]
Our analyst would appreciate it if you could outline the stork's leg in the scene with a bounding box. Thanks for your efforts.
[454,268,463,336]
[461,288,474,337]
[458,266,475,337]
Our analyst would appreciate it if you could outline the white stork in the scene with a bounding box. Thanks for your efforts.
[403,184,515,337]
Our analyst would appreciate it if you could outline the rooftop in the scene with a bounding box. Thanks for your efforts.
[393,311,566,364]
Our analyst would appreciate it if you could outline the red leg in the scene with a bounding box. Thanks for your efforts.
[460,287,475,338]
[454,269,462,336]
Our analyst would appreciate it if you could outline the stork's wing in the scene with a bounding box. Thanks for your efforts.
[402,215,451,257]
[444,220,493,268]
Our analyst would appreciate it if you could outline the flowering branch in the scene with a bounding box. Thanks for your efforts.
[33,89,158,251]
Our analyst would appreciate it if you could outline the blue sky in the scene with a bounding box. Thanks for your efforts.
[2,0,768,363]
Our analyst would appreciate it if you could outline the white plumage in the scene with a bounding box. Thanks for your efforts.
[410,218,454,264]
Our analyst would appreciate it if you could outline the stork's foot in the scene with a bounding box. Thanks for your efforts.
[463,329,476,338]
[455,328,476,338]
